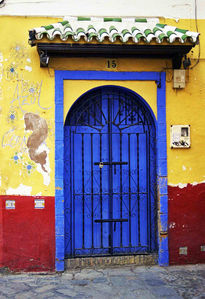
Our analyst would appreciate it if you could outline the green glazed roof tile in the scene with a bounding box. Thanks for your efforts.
[181,34,189,41]
[112,32,121,41]
[135,18,147,23]
[109,26,117,32]
[76,27,85,34]
[121,29,130,36]
[175,28,188,34]
[158,33,166,41]
[153,26,162,34]
[43,25,54,30]
[99,28,108,36]
[59,20,69,26]
[30,17,199,45]
[104,18,122,22]
[77,17,91,21]
[144,29,152,37]
[167,31,176,38]
[156,23,166,28]
[88,25,95,30]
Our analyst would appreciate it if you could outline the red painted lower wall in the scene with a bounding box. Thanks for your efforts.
[168,183,205,265]
[0,195,55,272]
[1,184,204,270]
[0,198,3,268]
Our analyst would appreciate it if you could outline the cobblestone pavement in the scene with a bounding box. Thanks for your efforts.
[0,264,205,298]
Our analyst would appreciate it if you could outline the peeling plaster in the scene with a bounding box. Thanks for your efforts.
[169,222,176,229]
[24,112,48,172]
[37,164,50,186]
[24,113,50,186]
[35,192,42,196]
[169,180,205,189]
[178,183,187,189]
[25,65,32,72]
[6,184,32,195]
[36,144,50,186]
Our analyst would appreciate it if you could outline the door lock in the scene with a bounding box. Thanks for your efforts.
[95,161,128,168]
[99,162,104,169]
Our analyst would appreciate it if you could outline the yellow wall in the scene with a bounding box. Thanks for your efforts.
[64,81,157,120]
[0,17,59,196]
[0,16,204,196]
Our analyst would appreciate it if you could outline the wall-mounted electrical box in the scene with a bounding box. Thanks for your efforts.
[170,125,190,148]
[173,70,186,89]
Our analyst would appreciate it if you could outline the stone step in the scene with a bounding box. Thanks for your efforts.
[65,254,158,270]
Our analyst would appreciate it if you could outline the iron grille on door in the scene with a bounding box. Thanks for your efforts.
[64,86,157,257]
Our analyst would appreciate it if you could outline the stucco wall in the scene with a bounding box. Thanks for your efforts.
[0,15,204,270]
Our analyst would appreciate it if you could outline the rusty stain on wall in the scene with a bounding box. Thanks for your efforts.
[24,112,48,172]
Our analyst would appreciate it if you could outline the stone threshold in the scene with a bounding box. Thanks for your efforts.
[65,254,158,270]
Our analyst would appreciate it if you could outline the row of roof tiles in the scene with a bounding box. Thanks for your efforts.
[29,17,199,45]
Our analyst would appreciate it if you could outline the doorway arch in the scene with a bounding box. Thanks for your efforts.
[64,85,157,257]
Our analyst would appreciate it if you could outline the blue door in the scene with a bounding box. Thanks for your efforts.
[64,86,157,257]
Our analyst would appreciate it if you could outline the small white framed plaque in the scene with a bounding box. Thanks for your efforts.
[34,199,45,209]
[170,125,190,148]
[6,200,15,209]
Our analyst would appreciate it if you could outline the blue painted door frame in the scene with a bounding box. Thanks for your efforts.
[55,71,168,271]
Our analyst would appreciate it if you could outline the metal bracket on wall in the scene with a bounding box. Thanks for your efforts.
[39,50,50,67]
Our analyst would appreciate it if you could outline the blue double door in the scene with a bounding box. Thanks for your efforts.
[64,86,156,257]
